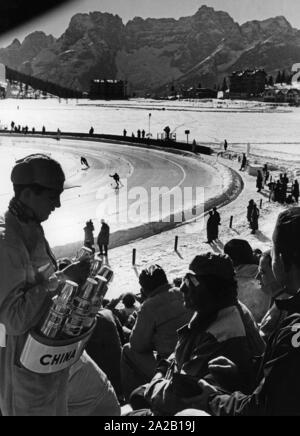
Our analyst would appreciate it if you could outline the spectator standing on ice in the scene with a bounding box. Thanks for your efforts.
[83,219,95,252]
[256,170,263,193]
[250,202,259,234]
[240,153,247,171]
[206,211,215,244]
[224,139,228,151]
[212,207,221,240]
[247,200,255,228]
[293,180,299,203]
[97,219,110,256]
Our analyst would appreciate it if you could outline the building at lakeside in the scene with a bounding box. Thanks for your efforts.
[264,87,300,105]
[229,69,267,99]
[89,79,127,100]
[180,86,218,99]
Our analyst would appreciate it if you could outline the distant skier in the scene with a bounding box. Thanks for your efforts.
[81,156,90,169]
[110,173,121,189]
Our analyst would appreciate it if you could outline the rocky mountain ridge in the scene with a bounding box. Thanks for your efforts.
[1,5,300,94]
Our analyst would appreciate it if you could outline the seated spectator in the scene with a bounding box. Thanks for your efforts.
[86,306,124,400]
[109,292,140,326]
[128,254,265,416]
[121,265,193,399]
[257,250,289,340]
[173,277,183,288]
[68,352,120,416]
[224,239,271,322]
[184,208,300,416]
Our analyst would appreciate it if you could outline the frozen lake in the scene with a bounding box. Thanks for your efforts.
[0,136,221,248]
[0,98,299,162]
[0,97,299,250]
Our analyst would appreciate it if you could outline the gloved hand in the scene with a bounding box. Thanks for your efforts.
[60,259,91,285]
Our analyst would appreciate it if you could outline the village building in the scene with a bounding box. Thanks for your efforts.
[89,79,127,100]
[229,69,267,99]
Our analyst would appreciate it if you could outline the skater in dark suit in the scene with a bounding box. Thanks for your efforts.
[81,156,90,168]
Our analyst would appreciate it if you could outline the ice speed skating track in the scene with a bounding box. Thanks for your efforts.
[0,135,226,252]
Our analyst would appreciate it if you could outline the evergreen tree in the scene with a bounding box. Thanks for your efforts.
[281,70,287,84]
[275,71,282,84]
[221,77,227,92]
[268,75,274,87]
[286,74,292,85]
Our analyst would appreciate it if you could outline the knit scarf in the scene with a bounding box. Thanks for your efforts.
[8,197,57,270]
[8,197,38,223]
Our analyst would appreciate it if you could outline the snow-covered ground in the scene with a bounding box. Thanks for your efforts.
[0,136,224,248]
[0,98,295,299]
[106,154,287,299]
[0,98,300,159]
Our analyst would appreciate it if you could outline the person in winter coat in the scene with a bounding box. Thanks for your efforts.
[250,202,259,234]
[224,239,271,323]
[86,308,124,400]
[257,250,288,341]
[240,153,247,171]
[0,154,89,416]
[256,171,263,193]
[97,219,110,256]
[68,351,120,416]
[206,211,215,243]
[247,200,254,227]
[212,207,221,240]
[121,265,193,400]
[83,219,95,252]
[128,254,265,416]
[293,180,299,203]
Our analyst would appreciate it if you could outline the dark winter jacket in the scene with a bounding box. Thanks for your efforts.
[97,223,110,246]
[209,291,300,416]
[144,302,265,416]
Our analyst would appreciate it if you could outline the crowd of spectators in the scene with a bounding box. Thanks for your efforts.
[50,206,300,416]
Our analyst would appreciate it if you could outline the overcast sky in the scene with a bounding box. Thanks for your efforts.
[0,0,300,47]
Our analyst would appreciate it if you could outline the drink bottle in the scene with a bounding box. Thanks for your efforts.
[90,255,103,278]
[40,281,78,338]
[98,265,114,284]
